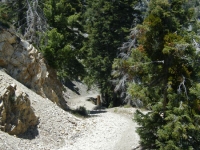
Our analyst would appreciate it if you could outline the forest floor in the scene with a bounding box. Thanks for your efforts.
[0,71,142,150]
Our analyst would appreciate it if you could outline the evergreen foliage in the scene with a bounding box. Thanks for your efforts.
[0,1,200,148]
[41,0,85,80]
[4,0,27,34]
[112,0,149,106]
[82,0,136,106]
[114,0,200,149]
[0,1,12,28]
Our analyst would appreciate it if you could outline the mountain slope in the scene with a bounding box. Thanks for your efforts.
[0,70,86,150]
[0,70,141,150]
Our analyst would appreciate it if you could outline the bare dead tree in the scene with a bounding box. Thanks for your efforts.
[112,27,143,106]
[24,0,47,47]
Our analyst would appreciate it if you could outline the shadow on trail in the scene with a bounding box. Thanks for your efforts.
[63,80,81,95]
[89,110,107,114]
[89,110,107,117]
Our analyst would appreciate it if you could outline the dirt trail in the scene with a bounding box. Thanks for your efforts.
[63,94,141,150]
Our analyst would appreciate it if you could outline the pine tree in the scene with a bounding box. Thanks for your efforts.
[0,0,25,29]
[112,0,149,106]
[41,0,85,80]
[82,0,136,106]
[119,0,200,149]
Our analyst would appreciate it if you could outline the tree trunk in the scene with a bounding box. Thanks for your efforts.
[18,0,26,34]
[163,56,170,110]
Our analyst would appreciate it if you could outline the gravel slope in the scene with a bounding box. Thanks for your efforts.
[0,70,87,150]
[0,70,141,150]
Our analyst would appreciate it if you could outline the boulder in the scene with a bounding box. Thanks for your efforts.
[0,83,38,135]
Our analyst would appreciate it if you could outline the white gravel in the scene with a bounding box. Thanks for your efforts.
[59,111,140,150]
[63,94,141,150]
[0,70,141,150]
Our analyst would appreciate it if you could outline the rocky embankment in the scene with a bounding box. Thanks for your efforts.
[0,28,67,110]
[0,70,88,150]
[0,27,71,136]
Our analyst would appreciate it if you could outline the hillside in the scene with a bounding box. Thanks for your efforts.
[0,70,141,150]
[0,69,81,149]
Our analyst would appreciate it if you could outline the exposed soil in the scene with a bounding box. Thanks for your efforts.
[0,70,141,150]
[61,90,141,150]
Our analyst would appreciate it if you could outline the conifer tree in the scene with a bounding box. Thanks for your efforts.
[41,0,85,80]
[112,0,149,106]
[117,0,200,149]
[0,0,26,30]
[82,0,136,106]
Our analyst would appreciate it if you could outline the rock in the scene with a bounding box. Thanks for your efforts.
[7,36,17,44]
[0,83,38,135]
[0,29,68,110]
